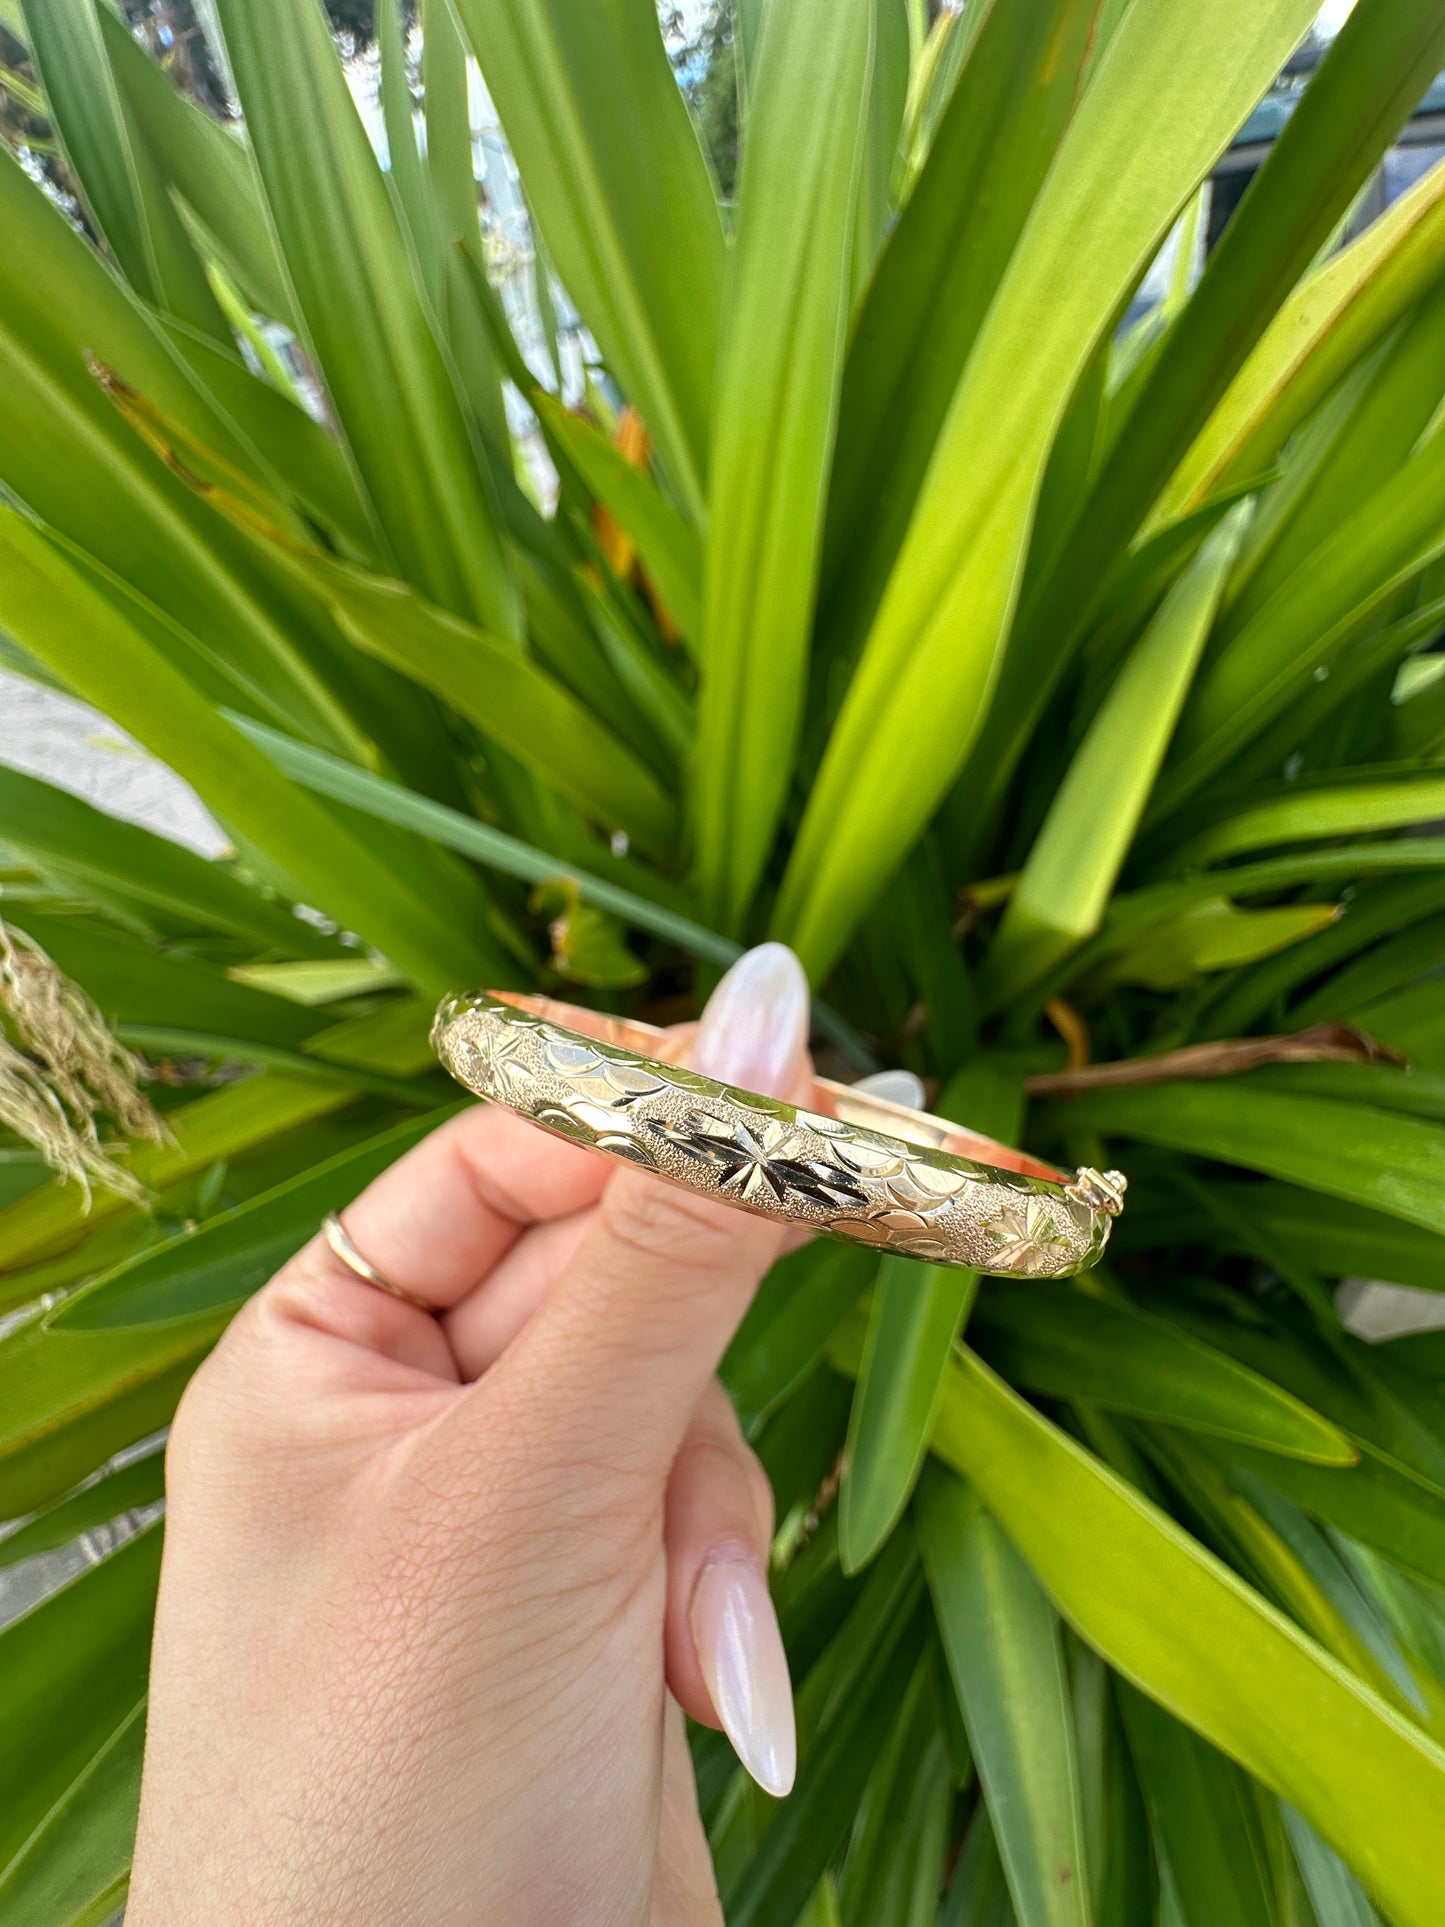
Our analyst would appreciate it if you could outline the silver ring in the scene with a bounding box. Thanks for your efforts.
[321,1212,433,1311]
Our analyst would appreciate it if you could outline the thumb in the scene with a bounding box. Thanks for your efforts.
[505,943,811,1477]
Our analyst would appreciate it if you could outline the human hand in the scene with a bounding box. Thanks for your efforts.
[126,944,812,1926]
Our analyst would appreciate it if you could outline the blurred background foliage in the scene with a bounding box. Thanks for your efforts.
[4,0,1445,1922]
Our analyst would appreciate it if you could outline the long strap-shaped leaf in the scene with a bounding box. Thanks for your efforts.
[227,715,882,1069]
[1158,155,1445,525]
[820,0,1099,667]
[534,395,703,646]
[23,0,224,335]
[212,0,519,638]
[920,1470,1092,1927]
[0,510,507,1001]
[974,0,1445,827]
[451,0,724,525]
[0,149,385,759]
[929,1349,1445,1927]
[1056,1080,1445,1239]
[1115,1686,1277,1927]
[53,1107,456,1331]
[1173,772,1445,868]
[988,506,1247,990]
[971,1284,1356,1466]
[0,763,329,955]
[0,1526,160,1922]
[838,1059,1022,1573]
[97,6,295,328]
[1163,432,1445,803]
[314,559,679,861]
[694,0,873,927]
[773,0,1319,980]
[0,1000,437,1290]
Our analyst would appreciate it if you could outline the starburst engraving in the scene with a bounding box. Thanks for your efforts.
[650,1111,868,1209]
[983,1196,1070,1275]
[433,997,1121,1278]
[471,1022,537,1104]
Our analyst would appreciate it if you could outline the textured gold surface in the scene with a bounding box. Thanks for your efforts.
[432,994,1124,1279]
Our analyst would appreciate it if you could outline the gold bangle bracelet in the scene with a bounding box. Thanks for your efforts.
[431,991,1125,1279]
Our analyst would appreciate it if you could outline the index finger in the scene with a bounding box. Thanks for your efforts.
[287,1092,608,1313]
[290,998,709,1313]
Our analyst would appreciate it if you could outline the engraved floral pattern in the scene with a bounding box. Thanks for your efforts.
[982,1197,1071,1275]
[650,1109,868,1210]
[433,998,1118,1279]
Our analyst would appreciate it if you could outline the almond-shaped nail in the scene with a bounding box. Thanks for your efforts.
[691,1556,796,1797]
[691,943,809,1096]
[852,1068,927,1111]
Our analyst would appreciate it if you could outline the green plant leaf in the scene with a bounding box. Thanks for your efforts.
[0,996,433,1284]
[939,1807,1016,1927]
[0,1525,159,1927]
[983,0,1445,823]
[22,0,222,334]
[722,1537,926,1927]
[0,1448,165,1571]
[1219,1442,1445,1595]
[821,0,1098,664]
[1220,281,1445,647]
[534,394,703,644]
[918,1347,1445,1927]
[849,0,909,301]
[1193,868,1445,1038]
[1281,1806,1385,1927]
[0,765,326,955]
[0,509,508,1000]
[1088,898,1341,990]
[314,558,679,859]
[919,1468,1091,1927]
[836,1649,944,1924]
[226,712,880,1069]
[420,0,508,458]
[988,505,1249,989]
[52,1106,458,1330]
[1115,1687,1276,1927]
[773,0,1319,978]
[971,1285,1356,1465]
[1056,1082,1445,1238]
[1119,1177,1445,1295]
[1160,155,1445,523]
[722,1241,875,1435]
[693,0,872,926]
[839,1254,977,1573]
[451,0,723,522]
[0,1307,221,1517]
[6,912,328,1051]
[1172,771,1445,868]
[838,1062,1021,1572]
[97,6,294,326]
[0,147,379,757]
[1163,450,1445,810]
[212,0,519,638]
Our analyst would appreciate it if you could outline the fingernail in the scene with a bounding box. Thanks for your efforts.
[853,1068,927,1111]
[692,943,809,1095]
[691,1556,796,1797]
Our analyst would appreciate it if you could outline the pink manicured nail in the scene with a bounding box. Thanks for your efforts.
[691,1556,796,1797]
[853,1068,926,1110]
[691,943,809,1096]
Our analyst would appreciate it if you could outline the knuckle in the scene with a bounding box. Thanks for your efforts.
[672,1430,753,1503]
[669,1427,774,1555]
[597,1175,754,1284]
[748,1450,776,1541]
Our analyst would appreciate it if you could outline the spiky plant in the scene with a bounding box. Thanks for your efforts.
[4,0,1445,1919]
